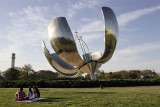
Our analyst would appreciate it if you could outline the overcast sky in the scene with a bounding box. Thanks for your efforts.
[0,0,160,73]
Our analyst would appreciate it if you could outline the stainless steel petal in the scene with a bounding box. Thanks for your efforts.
[94,7,118,64]
[42,41,80,76]
[48,17,84,67]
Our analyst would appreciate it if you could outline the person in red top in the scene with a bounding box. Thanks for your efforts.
[15,87,26,101]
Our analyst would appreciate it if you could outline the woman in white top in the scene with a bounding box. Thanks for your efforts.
[28,87,35,100]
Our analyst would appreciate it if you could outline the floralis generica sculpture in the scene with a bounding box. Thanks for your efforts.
[42,7,118,80]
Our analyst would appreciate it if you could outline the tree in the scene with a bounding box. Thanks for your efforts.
[141,70,158,79]
[96,70,105,79]
[3,68,20,80]
[18,70,28,80]
[118,70,129,79]
[95,69,104,75]
[20,64,35,80]
[111,72,121,79]
[36,70,58,79]
[0,71,3,80]
[128,70,141,79]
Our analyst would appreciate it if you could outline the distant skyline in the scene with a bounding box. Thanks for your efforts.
[0,0,160,73]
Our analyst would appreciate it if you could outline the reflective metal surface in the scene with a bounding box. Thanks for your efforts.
[48,17,84,67]
[94,7,118,64]
[42,41,80,77]
[42,7,118,79]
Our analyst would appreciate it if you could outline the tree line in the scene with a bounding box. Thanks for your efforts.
[0,64,59,80]
[94,69,159,80]
[0,64,159,80]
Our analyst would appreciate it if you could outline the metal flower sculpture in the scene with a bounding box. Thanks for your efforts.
[42,7,118,80]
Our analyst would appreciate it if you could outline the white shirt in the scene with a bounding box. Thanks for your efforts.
[28,92,35,100]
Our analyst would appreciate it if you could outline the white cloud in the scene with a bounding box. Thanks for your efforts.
[67,0,100,18]
[9,12,16,16]
[118,5,160,27]
[102,41,160,72]
[0,6,51,71]
[79,20,103,33]
[113,41,160,61]
[0,3,72,71]
[24,6,47,20]
[0,3,69,71]
[78,5,160,36]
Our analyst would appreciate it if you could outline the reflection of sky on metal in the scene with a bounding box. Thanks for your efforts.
[0,0,160,73]
[103,7,118,40]
[42,41,81,77]
[48,17,84,67]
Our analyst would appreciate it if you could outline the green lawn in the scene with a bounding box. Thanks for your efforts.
[0,86,160,107]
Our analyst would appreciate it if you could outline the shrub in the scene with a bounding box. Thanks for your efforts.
[0,79,160,88]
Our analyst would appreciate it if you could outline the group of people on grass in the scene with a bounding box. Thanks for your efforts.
[15,86,40,101]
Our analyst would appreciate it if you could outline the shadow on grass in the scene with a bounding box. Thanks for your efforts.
[38,97,67,102]
[76,92,116,94]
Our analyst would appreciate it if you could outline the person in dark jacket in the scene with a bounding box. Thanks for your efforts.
[33,86,40,98]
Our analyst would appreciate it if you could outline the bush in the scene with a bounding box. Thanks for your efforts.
[0,79,160,88]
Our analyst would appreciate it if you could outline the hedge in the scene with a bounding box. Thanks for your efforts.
[0,79,160,88]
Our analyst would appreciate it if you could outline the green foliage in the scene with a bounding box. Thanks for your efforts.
[0,79,160,88]
[96,70,159,80]
[20,64,35,80]
[36,70,58,79]
[3,68,20,80]
[141,70,158,79]
[1,64,160,88]
[0,71,3,80]
[18,70,28,80]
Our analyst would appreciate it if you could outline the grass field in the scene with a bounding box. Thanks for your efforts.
[0,86,160,107]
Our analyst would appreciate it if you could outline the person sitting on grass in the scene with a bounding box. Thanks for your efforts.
[33,86,40,98]
[27,87,35,100]
[15,87,26,101]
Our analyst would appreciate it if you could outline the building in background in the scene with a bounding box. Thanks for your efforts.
[11,53,16,68]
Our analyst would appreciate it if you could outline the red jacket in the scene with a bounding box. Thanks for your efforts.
[15,91,26,101]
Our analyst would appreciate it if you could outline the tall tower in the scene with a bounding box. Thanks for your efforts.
[11,53,16,68]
